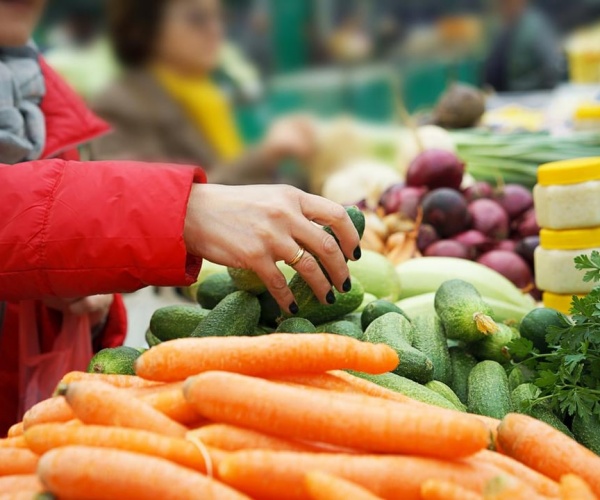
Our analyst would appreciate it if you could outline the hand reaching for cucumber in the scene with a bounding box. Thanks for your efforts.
[184,184,361,313]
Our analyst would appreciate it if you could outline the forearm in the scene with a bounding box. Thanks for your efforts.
[0,159,205,301]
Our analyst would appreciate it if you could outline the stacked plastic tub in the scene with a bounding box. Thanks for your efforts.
[534,158,600,313]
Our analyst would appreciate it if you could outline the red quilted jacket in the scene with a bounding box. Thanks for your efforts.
[0,60,205,434]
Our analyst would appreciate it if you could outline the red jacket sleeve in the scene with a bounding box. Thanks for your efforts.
[0,159,206,301]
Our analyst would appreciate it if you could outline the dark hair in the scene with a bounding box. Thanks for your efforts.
[108,0,167,67]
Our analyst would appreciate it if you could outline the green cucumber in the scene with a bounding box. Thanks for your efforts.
[362,313,433,384]
[228,268,267,295]
[572,414,600,455]
[342,312,363,330]
[196,273,237,309]
[316,320,362,339]
[286,277,364,325]
[324,205,366,243]
[411,315,452,385]
[434,279,499,343]
[448,347,477,405]
[519,307,563,353]
[258,291,280,327]
[361,299,410,331]
[87,346,141,376]
[192,291,260,338]
[425,380,467,412]
[145,328,162,347]
[149,305,210,341]
[512,384,574,438]
[467,360,513,419]
[276,318,317,334]
[469,323,520,364]
[351,371,462,411]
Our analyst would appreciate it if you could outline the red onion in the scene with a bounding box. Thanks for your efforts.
[417,224,440,253]
[422,188,470,238]
[495,184,533,220]
[425,240,470,259]
[452,230,489,258]
[515,236,540,267]
[515,209,540,238]
[494,240,517,252]
[468,199,509,240]
[406,150,465,191]
[379,184,427,220]
[477,251,533,289]
[463,181,494,202]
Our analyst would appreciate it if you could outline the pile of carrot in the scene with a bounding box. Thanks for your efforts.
[0,333,599,500]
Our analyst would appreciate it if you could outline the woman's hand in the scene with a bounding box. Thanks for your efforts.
[260,116,317,166]
[184,184,361,313]
[43,295,114,328]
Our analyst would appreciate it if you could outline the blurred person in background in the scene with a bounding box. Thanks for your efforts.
[92,0,316,185]
[484,0,562,92]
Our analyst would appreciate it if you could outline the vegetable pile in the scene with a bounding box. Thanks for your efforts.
[361,148,540,295]
[4,333,600,500]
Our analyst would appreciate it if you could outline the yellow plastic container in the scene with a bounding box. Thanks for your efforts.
[543,292,584,315]
[574,104,600,131]
[568,51,600,83]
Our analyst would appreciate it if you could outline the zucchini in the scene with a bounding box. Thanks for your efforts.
[425,380,467,412]
[572,414,600,455]
[276,318,316,334]
[512,384,574,438]
[192,291,260,338]
[448,347,477,405]
[362,313,433,384]
[361,299,410,331]
[434,279,499,343]
[411,315,452,385]
[351,371,463,411]
[467,360,513,419]
[469,323,520,364]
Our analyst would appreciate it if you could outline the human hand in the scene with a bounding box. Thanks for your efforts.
[184,184,361,313]
[43,295,114,327]
[260,116,317,165]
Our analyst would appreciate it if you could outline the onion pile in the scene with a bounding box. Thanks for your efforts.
[372,150,539,292]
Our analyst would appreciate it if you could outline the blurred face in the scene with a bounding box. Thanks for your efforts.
[0,0,46,46]
[154,0,224,75]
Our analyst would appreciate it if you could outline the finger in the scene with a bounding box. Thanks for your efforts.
[279,244,333,305]
[294,220,350,293]
[299,194,361,261]
[69,298,92,316]
[253,260,297,314]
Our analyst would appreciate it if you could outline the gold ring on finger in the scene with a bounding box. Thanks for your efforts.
[286,247,306,267]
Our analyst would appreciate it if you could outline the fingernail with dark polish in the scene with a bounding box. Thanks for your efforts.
[326,291,336,304]
[353,246,362,260]
[343,278,352,292]
[289,302,299,315]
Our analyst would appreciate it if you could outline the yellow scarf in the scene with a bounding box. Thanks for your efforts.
[152,65,244,162]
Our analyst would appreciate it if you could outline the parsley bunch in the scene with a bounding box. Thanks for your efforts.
[509,251,600,420]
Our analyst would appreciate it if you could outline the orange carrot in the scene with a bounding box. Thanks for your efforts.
[184,371,489,459]
[140,386,200,425]
[22,397,74,430]
[420,479,483,500]
[187,424,321,453]
[60,371,161,388]
[135,334,399,382]
[60,381,187,437]
[498,413,600,497]
[38,446,250,500]
[0,438,26,449]
[0,475,42,494]
[483,476,543,500]
[0,492,41,500]
[304,471,383,500]
[217,450,501,500]
[24,424,210,472]
[560,474,597,500]
[6,423,23,438]
[471,450,560,497]
[0,449,38,475]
